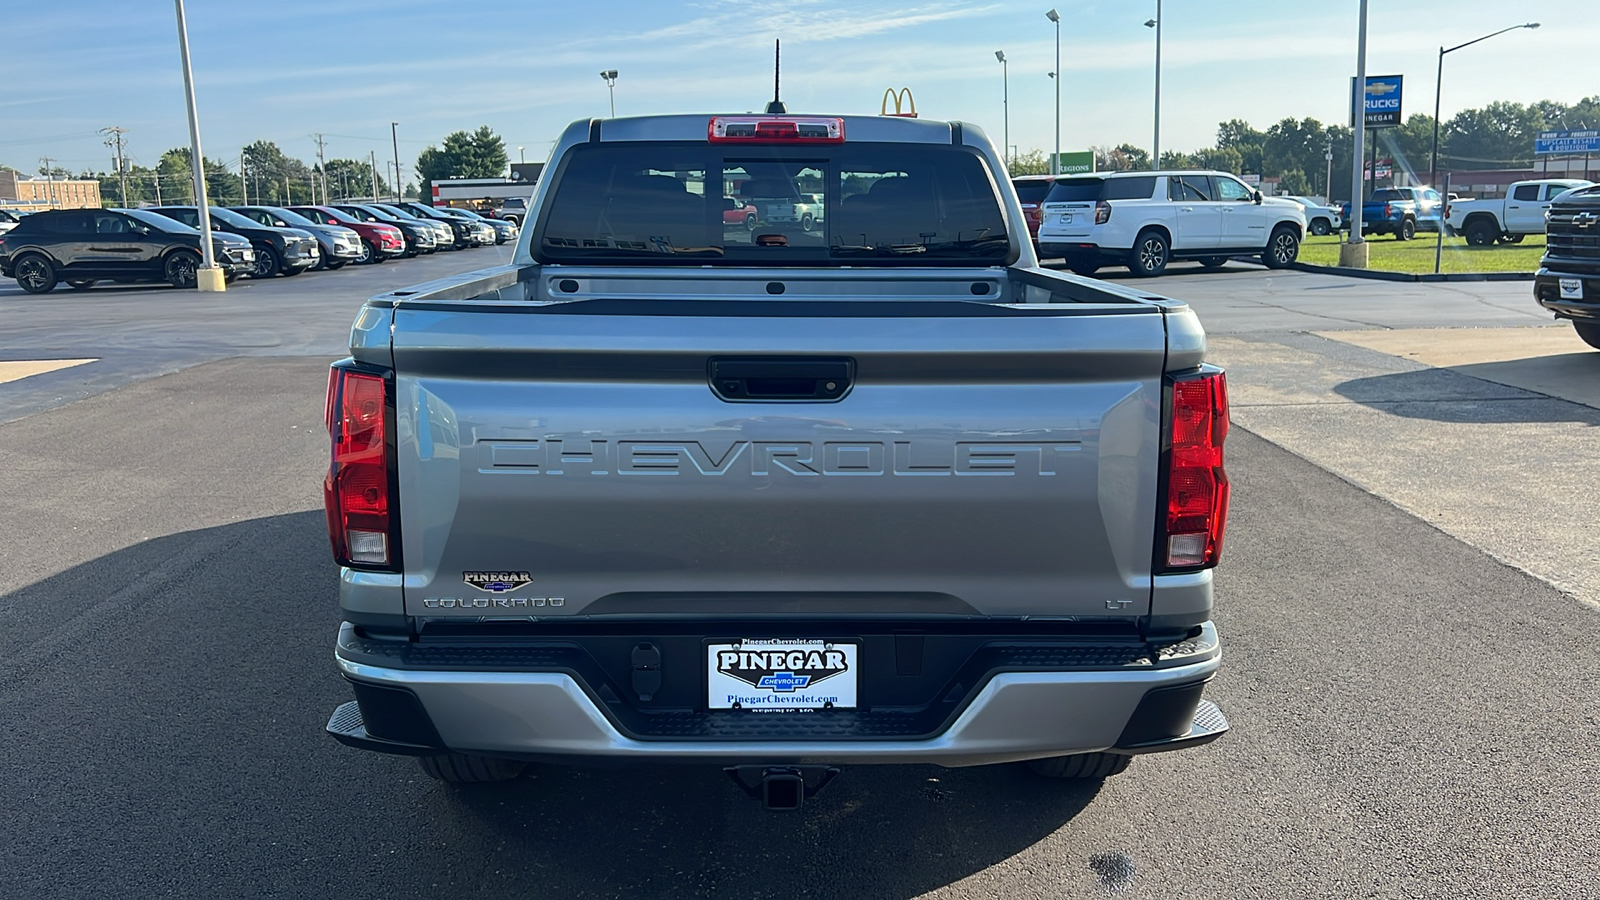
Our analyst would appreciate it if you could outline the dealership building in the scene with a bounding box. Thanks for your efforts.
[0,170,103,211]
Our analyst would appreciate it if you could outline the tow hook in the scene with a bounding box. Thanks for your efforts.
[724,765,841,811]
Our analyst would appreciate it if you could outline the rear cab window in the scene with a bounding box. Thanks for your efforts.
[535,142,1011,266]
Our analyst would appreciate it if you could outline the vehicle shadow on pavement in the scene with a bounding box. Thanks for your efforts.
[0,510,1102,900]
[432,762,1102,898]
[1332,368,1600,424]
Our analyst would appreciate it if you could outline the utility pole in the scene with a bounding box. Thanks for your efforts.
[1046,9,1060,175]
[39,157,59,208]
[240,150,247,205]
[369,151,379,202]
[391,122,402,204]
[313,133,328,204]
[102,127,130,208]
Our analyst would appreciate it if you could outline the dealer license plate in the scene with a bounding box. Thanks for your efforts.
[1560,278,1583,299]
[1060,213,1074,224]
[707,639,858,711]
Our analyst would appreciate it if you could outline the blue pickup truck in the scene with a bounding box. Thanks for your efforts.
[1339,187,1445,240]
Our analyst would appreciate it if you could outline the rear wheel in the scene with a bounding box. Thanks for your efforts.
[66,279,98,290]
[1465,220,1498,247]
[1573,321,1600,351]
[1025,752,1131,780]
[1499,233,1525,244]
[1262,225,1300,269]
[14,254,57,294]
[417,753,526,783]
[744,212,757,231]
[164,250,200,288]
[801,213,816,232]
[1199,256,1228,269]
[1396,218,1416,241]
[1127,230,1169,277]
[1309,217,1332,236]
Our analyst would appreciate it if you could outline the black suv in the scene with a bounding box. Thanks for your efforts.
[149,206,320,278]
[0,207,255,293]
[1535,183,1600,350]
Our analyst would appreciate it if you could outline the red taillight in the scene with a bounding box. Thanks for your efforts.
[708,116,845,143]
[1095,200,1112,225]
[1162,371,1230,570]
[323,368,394,568]
[1383,203,1393,218]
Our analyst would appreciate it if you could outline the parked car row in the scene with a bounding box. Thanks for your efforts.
[0,201,518,294]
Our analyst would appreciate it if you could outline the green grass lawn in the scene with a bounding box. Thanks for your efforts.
[1297,233,1545,274]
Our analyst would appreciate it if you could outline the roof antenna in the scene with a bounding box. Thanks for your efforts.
[765,39,787,114]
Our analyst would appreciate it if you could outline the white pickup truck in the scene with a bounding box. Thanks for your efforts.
[1445,179,1593,245]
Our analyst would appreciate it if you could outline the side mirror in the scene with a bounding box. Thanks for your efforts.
[1252,190,1263,204]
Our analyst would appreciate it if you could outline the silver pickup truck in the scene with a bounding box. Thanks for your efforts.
[323,112,1230,809]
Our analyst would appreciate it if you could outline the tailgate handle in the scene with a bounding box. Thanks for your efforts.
[709,358,854,402]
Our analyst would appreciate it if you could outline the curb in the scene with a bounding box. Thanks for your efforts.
[1290,262,1535,283]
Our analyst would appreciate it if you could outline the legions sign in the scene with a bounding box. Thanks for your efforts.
[1351,75,1404,129]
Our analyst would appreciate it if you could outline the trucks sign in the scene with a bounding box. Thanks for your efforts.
[1351,75,1404,129]
[1535,130,1600,156]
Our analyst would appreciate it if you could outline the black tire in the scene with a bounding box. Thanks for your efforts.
[1127,229,1169,277]
[1499,233,1525,244]
[164,250,200,288]
[801,213,816,232]
[1025,752,1131,780]
[1465,220,1498,247]
[356,239,376,264]
[1573,321,1600,351]
[744,212,757,231]
[1262,225,1300,269]
[326,259,348,270]
[280,265,305,277]
[1068,263,1100,277]
[66,279,98,290]
[417,753,526,783]
[13,254,58,294]
[1395,218,1416,241]
[1199,256,1228,269]
[1309,217,1332,236]
[251,244,282,278]
[224,271,240,284]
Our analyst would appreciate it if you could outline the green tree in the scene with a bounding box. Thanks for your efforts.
[1005,149,1051,175]
[1093,144,1149,172]
[1440,101,1546,169]
[240,141,315,205]
[415,126,509,199]
[323,158,390,201]
[1216,119,1265,173]
[157,148,244,205]
[1192,146,1244,175]
[1159,150,1196,169]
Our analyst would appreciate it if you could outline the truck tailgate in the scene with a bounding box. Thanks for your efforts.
[390,301,1167,621]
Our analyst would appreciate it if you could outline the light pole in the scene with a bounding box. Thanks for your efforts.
[994,51,1009,167]
[600,70,618,117]
[1428,22,1538,189]
[518,146,525,164]
[1324,144,1334,202]
[172,0,223,291]
[1145,1,1161,169]
[1045,9,1060,176]
[1340,0,1370,269]
[390,122,401,203]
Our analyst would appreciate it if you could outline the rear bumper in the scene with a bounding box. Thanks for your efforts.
[327,621,1226,767]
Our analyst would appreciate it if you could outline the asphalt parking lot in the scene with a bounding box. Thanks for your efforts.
[3,257,1598,898]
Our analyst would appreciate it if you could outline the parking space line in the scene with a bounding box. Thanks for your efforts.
[0,359,98,385]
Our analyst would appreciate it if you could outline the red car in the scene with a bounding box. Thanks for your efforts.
[719,196,758,230]
[1012,175,1056,244]
[288,205,404,264]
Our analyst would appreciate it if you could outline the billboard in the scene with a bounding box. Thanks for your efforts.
[1351,75,1403,129]
[1055,151,1095,174]
[1535,130,1600,156]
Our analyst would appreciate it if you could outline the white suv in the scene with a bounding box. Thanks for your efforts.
[1036,171,1307,277]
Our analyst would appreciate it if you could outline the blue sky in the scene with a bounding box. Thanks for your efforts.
[2,0,1596,180]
